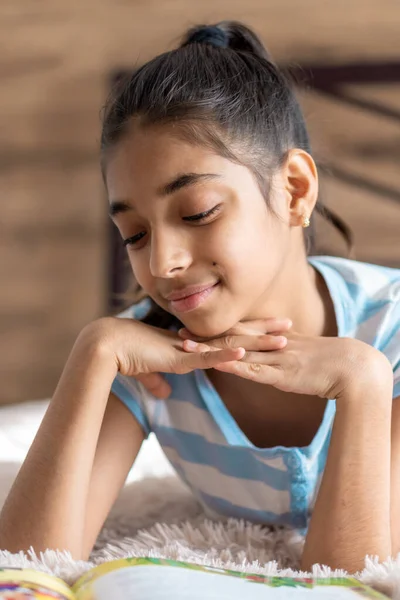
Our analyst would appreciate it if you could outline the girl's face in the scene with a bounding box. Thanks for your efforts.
[106,125,294,337]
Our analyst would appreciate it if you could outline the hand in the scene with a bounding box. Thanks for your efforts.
[93,317,245,398]
[97,317,292,400]
[138,317,293,399]
[181,326,386,400]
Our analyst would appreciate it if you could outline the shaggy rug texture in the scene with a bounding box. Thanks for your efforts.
[1,475,400,598]
[1,400,400,597]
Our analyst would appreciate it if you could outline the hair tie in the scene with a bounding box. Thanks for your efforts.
[188,26,228,48]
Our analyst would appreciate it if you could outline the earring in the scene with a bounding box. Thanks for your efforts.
[302,215,310,228]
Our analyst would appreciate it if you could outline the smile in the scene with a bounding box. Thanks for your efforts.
[169,282,220,313]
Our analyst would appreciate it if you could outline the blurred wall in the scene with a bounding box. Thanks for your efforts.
[1,1,399,404]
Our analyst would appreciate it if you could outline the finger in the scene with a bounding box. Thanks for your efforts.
[135,373,172,399]
[182,335,287,353]
[213,346,284,373]
[214,360,284,387]
[136,373,171,399]
[182,340,215,353]
[181,346,245,373]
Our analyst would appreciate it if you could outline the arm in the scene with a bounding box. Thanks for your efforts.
[390,395,400,554]
[0,315,238,559]
[0,322,144,560]
[180,323,396,571]
[301,356,393,573]
[81,392,144,558]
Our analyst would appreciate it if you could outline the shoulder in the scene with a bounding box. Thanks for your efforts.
[310,255,400,299]
[310,255,400,345]
[315,257,400,396]
[310,256,399,314]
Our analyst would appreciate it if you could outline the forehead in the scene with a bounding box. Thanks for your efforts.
[105,125,241,199]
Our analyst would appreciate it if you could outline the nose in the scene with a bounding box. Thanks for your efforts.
[149,229,192,278]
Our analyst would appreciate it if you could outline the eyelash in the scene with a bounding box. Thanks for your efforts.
[122,204,221,247]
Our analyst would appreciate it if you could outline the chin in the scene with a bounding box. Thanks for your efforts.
[181,313,236,339]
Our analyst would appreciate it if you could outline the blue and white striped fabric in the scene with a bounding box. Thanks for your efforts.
[111,256,400,532]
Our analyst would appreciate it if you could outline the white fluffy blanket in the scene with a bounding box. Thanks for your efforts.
[1,400,400,597]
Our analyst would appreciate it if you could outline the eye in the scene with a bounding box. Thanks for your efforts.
[122,204,221,248]
[183,204,221,222]
[122,231,146,247]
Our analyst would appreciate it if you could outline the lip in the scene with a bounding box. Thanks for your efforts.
[167,282,220,313]
[164,282,219,301]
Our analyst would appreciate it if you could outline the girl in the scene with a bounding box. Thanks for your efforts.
[0,21,399,574]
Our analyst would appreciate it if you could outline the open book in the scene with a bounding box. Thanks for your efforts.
[0,557,390,600]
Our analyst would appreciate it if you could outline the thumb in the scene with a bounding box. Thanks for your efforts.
[135,373,172,399]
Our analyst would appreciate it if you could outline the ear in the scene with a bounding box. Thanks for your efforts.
[281,149,319,227]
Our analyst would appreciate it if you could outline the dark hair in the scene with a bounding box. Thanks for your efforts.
[101,21,354,327]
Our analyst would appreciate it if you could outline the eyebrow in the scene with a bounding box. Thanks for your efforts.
[108,172,221,218]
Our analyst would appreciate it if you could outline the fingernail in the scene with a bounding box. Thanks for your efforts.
[178,328,186,337]
[276,336,287,344]
[277,318,291,325]
[185,340,198,349]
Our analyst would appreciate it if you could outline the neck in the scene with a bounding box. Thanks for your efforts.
[247,252,337,338]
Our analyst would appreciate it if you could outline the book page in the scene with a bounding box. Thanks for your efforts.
[90,567,381,600]
[0,567,75,599]
[73,559,388,600]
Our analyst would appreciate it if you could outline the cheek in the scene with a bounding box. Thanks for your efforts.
[127,253,151,290]
[216,216,288,300]
[213,217,270,275]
